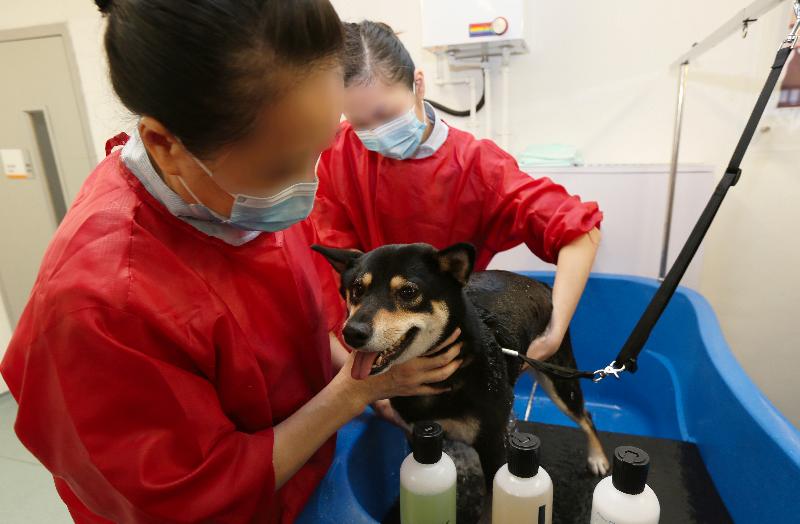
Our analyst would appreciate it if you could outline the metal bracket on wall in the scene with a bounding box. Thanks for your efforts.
[659,0,793,279]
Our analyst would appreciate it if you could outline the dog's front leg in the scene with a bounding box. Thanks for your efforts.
[473,425,507,490]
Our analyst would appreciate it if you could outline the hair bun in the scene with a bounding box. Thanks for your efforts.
[95,0,112,13]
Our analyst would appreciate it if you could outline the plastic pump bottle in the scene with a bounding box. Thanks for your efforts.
[492,432,553,524]
[591,446,660,524]
[400,421,457,524]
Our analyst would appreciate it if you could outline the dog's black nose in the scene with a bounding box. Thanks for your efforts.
[343,321,372,348]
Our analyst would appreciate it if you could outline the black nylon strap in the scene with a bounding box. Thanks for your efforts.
[515,352,597,380]
[728,47,793,175]
[614,46,794,373]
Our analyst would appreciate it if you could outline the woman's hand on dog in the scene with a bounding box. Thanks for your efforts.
[341,329,463,410]
[525,330,564,366]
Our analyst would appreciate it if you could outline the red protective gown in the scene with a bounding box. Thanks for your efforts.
[312,122,603,269]
[0,148,342,523]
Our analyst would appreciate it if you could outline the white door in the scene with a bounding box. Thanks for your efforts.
[0,31,95,393]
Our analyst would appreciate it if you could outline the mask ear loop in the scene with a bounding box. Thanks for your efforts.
[173,135,214,176]
[177,175,205,206]
[176,174,232,223]
[313,154,322,181]
[175,140,226,209]
[171,135,210,206]
[412,81,428,128]
[187,152,216,179]
[174,143,226,217]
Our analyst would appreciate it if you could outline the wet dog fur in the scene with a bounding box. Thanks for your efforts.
[314,242,609,485]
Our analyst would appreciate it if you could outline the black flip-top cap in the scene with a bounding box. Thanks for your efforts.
[413,421,444,464]
[508,432,541,478]
[612,446,651,495]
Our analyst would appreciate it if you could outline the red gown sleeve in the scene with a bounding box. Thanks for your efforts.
[477,141,603,264]
[308,152,360,334]
[302,217,347,334]
[310,152,362,251]
[12,307,275,524]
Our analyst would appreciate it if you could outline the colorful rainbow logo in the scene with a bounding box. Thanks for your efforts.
[468,22,495,37]
[468,17,509,38]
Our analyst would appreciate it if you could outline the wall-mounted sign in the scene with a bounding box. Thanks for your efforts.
[0,149,34,179]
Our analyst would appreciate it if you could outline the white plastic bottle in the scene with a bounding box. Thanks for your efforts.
[400,421,457,524]
[492,432,553,524]
[591,446,660,524]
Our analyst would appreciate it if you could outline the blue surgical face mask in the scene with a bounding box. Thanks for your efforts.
[355,104,426,160]
[178,155,318,233]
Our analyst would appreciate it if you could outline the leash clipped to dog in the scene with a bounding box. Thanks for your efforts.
[505,6,800,383]
[500,348,608,381]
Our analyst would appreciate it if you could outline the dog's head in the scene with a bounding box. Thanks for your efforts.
[313,242,475,379]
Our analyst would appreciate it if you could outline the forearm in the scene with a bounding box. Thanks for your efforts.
[548,228,601,337]
[273,331,464,485]
[272,372,365,489]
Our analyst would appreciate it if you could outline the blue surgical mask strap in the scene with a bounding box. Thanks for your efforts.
[177,174,204,207]
[412,83,426,127]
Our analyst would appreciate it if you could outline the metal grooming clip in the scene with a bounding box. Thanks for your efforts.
[593,361,626,383]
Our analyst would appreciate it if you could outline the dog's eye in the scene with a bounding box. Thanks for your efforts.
[398,285,419,301]
[351,282,365,300]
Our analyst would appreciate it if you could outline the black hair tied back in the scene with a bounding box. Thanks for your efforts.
[95,0,112,14]
[343,21,415,88]
[100,0,344,157]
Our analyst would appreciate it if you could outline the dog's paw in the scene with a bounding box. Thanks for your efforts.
[587,452,610,476]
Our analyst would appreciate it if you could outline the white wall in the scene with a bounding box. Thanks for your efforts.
[0,0,129,161]
[0,0,797,427]
[331,0,773,165]
[695,8,800,433]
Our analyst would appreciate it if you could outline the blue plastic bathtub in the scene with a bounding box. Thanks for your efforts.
[297,274,800,523]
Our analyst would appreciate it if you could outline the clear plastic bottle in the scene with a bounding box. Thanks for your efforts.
[590,446,660,524]
[400,421,457,524]
[492,432,553,524]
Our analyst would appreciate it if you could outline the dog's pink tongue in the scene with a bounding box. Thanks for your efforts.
[352,351,379,380]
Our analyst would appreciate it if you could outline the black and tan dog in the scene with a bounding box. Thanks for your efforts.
[314,242,609,484]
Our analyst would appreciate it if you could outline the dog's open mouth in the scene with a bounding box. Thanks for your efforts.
[351,327,420,380]
[371,327,420,375]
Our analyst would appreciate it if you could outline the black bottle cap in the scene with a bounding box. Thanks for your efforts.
[508,432,541,478]
[412,421,444,464]
[612,446,651,495]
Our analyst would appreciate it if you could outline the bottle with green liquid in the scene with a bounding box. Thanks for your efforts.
[400,421,457,524]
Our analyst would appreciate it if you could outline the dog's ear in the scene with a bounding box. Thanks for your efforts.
[312,245,364,274]
[436,243,476,285]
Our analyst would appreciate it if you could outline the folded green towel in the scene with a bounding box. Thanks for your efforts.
[516,144,584,167]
